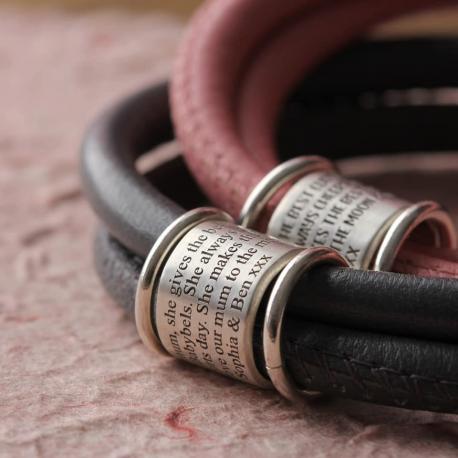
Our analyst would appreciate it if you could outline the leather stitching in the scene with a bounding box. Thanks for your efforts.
[293,344,458,403]
[174,0,458,280]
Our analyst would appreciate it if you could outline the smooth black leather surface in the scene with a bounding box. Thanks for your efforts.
[81,84,182,257]
[278,105,458,160]
[279,39,458,159]
[291,39,458,99]
[277,38,458,159]
[95,228,458,412]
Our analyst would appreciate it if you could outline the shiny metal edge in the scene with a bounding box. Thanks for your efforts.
[263,247,349,402]
[373,201,457,271]
[239,156,334,228]
[135,207,233,355]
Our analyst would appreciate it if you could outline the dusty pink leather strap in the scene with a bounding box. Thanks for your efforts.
[171,0,458,277]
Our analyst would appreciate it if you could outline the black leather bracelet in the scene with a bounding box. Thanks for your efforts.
[87,138,458,341]
[83,89,458,412]
[94,207,458,413]
[81,41,458,412]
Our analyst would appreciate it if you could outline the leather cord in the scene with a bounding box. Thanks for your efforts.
[81,78,458,277]
[80,75,458,341]
[82,38,458,257]
[285,38,458,101]
[171,0,458,280]
[81,82,458,412]
[171,0,456,212]
[81,37,458,410]
[81,84,182,257]
[94,222,458,413]
[278,38,458,158]
[85,124,458,343]
[278,105,458,160]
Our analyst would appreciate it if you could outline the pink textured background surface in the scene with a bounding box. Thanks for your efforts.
[1,8,458,457]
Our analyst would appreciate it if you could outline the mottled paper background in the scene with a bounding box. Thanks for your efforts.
[1,7,458,458]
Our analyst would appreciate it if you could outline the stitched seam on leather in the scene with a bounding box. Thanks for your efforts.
[173,1,346,214]
[172,1,252,215]
[343,358,368,396]
[296,345,458,400]
[297,353,314,385]
[315,349,336,387]
[173,0,458,282]
[371,369,396,402]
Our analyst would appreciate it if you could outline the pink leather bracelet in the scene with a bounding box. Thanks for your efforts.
[171,0,458,278]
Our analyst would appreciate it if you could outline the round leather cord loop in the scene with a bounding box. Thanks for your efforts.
[171,0,457,212]
[81,83,458,266]
[81,84,183,257]
[82,85,458,412]
[82,38,458,259]
[83,115,458,343]
[171,0,458,282]
[80,77,458,342]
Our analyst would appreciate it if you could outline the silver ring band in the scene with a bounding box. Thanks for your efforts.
[239,156,334,228]
[135,207,232,355]
[135,206,352,396]
[241,156,457,270]
[374,200,457,270]
[136,207,307,387]
[263,247,349,402]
